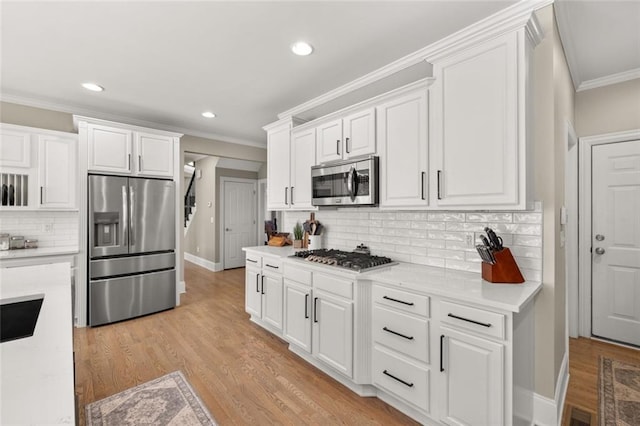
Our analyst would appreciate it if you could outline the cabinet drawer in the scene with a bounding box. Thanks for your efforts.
[373,306,429,362]
[440,301,505,340]
[373,346,430,412]
[262,256,283,273]
[245,253,262,268]
[373,285,429,317]
[314,273,353,300]
[284,263,312,286]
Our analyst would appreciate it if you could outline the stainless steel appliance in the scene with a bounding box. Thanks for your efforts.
[88,175,176,326]
[311,155,378,206]
[290,248,395,272]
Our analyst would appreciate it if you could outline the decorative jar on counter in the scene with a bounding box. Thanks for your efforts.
[0,234,9,251]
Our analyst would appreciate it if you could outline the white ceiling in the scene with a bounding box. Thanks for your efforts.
[1,1,638,147]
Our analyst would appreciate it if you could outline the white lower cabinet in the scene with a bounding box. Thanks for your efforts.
[439,326,504,426]
[244,254,283,333]
[283,279,312,352]
[313,290,353,378]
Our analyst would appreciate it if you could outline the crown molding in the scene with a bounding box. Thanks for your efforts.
[0,93,267,149]
[576,68,640,92]
[277,0,551,120]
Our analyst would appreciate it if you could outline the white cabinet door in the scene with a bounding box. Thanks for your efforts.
[135,132,174,177]
[316,119,343,164]
[38,135,77,209]
[87,124,132,174]
[245,266,262,318]
[262,273,284,331]
[343,108,376,159]
[283,280,312,353]
[433,33,520,208]
[267,123,291,209]
[0,128,31,168]
[440,327,504,426]
[378,89,429,207]
[312,292,353,378]
[290,128,316,209]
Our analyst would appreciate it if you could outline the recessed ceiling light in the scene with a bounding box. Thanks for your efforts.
[82,82,104,92]
[291,41,313,56]
[202,111,216,118]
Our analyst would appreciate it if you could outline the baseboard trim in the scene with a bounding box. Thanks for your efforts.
[184,253,222,272]
[533,352,569,426]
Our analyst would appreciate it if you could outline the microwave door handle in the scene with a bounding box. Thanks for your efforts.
[347,167,358,200]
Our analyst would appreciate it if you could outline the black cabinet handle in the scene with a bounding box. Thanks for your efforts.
[383,327,414,340]
[447,313,492,328]
[285,187,288,205]
[305,294,309,319]
[383,370,414,388]
[265,264,279,269]
[314,297,319,323]
[291,187,294,205]
[382,295,414,306]
[256,274,260,293]
[346,137,350,153]
[336,139,340,155]
[421,171,426,200]
[261,275,265,294]
[437,170,442,200]
[247,258,258,263]
[440,334,445,372]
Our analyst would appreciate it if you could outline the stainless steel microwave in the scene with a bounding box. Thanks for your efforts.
[311,155,378,206]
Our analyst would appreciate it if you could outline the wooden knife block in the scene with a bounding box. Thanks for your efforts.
[481,247,525,284]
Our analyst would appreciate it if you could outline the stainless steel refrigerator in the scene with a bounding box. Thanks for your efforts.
[88,175,176,326]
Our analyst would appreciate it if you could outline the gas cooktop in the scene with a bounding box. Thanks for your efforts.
[290,249,396,272]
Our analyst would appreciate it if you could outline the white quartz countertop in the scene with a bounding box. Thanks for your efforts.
[0,262,75,425]
[369,262,542,313]
[241,246,542,312]
[0,245,78,260]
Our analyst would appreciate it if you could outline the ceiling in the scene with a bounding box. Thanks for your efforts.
[2,1,639,148]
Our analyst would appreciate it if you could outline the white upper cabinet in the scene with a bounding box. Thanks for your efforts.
[87,124,132,174]
[316,108,376,164]
[135,132,174,177]
[87,122,175,178]
[0,127,31,168]
[378,87,429,208]
[290,127,316,209]
[266,120,293,210]
[265,118,316,211]
[430,31,533,210]
[38,135,77,209]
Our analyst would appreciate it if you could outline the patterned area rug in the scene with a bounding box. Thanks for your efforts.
[599,357,640,426]
[86,371,216,426]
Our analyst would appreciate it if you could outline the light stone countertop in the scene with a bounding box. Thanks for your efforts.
[242,245,542,313]
[0,245,78,260]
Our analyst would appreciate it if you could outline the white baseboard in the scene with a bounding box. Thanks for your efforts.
[184,252,222,272]
[533,352,569,426]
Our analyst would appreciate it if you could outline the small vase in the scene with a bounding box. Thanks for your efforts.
[293,239,303,249]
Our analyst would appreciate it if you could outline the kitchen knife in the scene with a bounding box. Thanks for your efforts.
[484,227,503,251]
[479,235,490,247]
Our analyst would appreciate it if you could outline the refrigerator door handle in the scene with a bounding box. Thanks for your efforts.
[129,185,135,248]
[121,185,129,247]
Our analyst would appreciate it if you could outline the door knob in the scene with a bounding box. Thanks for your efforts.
[595,234,605,241]
[595,247,605,255]
[226,228,231,231]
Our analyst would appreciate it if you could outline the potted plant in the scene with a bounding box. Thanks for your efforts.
[293,222,304,248]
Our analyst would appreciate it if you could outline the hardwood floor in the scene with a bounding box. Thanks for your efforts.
[562,336,640,425]
[74,261,418,425]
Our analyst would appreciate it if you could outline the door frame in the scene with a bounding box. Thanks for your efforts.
[219,176,258,269]
[565,120,579,339]
[578,129,640,337]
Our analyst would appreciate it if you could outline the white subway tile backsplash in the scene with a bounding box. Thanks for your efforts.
[283,203,543,279]
[0,211,79,246]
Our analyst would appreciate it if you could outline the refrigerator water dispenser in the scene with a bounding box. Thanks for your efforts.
[93,212,119,247]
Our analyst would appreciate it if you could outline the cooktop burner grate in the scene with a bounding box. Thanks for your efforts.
[291,249,394,271]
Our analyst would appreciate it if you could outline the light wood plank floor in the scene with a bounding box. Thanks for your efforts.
[562,336,640,425]
[74,261,417,425]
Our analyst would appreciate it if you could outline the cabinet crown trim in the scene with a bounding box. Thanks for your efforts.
[73,116,183,138]
[276,0,549,121]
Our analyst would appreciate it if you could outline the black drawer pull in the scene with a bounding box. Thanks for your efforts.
[440,334,445,372]
[247,258,258,263]
[256,274,260,293]
[383,327,414,340]
[447,313,492,328]
[265,264,279,269]
[382,295,414,306]
[314,297,319,323]
[305,294,309,319]
[383,370,414,388]
[261,275,265,295]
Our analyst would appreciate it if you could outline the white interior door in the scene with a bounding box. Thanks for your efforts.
[592,140,640,346]
[224,180,256,269]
